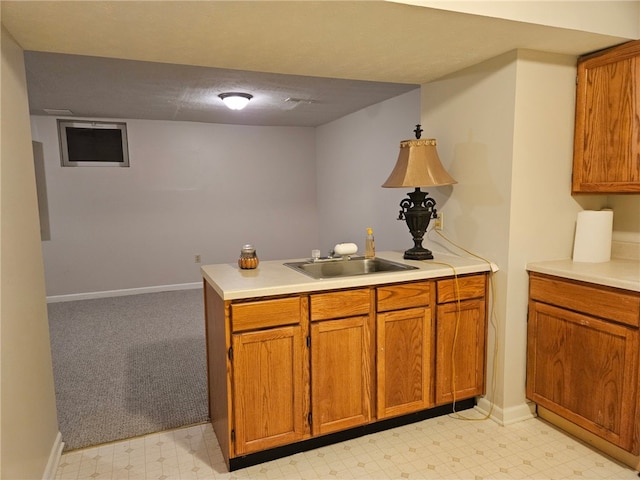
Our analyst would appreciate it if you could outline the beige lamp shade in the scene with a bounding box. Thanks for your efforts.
[382,139,457,188]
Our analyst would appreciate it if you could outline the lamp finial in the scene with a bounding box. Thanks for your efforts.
[413,124,423,139]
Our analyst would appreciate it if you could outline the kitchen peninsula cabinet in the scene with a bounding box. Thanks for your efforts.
[229,296,309,455]
[435,274,488,405]
[572,39,640,193]
[526,272,640,454]
[376,281,434,418]
[202,251,491,470]
[309,288,374,435]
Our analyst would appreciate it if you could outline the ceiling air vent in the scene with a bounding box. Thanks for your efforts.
[284,98,317,105]
[44,108,74,115]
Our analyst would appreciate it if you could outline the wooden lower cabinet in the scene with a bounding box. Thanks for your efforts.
[204,273,489,470]
[527,273,640,454]
[435,298,487,404]
[435,275,488,405]
[232,325,307,455]
[377,307,433,418]
[311,314,373,435]
[376,281,434,418]
[309,288,374,435]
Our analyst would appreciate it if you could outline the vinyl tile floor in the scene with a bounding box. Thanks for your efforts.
[55,408,639,480]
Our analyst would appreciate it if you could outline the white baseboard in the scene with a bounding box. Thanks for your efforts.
[612,230,640,243]
[43,431,63,480]
[46,282,202,303]
[475,398,537,426]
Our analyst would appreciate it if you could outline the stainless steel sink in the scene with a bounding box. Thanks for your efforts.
[284,257,418,279]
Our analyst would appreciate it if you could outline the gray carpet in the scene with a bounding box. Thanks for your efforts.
[47,289,209,451]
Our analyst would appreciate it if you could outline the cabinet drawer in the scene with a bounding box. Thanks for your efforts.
[377,281,431,312]
[437,274,486,304]
[231,297,302,332]
[529,273,640,327]
[310,288,370,321]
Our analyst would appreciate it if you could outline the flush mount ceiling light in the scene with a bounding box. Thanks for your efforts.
[218,92,253,110]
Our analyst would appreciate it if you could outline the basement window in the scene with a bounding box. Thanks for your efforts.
[58,119,130,167]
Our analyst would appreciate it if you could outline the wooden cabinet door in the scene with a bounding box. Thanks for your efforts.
[310,315,373,435]
[573,40,640,193]
[232,325,307,455]
[435,298,486,405]
[377,307,433,418]
[527,301,639,452]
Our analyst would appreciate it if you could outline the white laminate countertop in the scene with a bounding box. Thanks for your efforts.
[527,258,640,292]
[201,250,494,300]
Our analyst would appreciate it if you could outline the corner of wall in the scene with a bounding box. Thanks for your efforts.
[1,24,60,480]
[42,433,63,480]
[476,397,536,426]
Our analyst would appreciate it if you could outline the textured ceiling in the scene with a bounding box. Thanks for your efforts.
[23,52,418,127]
[2,1,632,127]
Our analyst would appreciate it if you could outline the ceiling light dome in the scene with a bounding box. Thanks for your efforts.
[218,92,253,110]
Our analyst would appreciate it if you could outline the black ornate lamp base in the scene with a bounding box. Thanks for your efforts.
[403,246,434,260]
[397,187,437,261]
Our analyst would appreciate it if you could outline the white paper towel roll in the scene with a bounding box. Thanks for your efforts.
[572,210,613,263]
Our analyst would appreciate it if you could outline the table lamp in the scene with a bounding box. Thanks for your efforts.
[382,125,457,260]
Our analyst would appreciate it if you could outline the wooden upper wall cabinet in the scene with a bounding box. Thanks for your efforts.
[572,39,640,193]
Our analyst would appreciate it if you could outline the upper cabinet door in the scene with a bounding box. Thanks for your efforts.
[573,40,640,193]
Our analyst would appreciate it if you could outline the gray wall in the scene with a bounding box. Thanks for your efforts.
[31,118,319,297]
[33,89,422,298]
[315,88,421,253]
